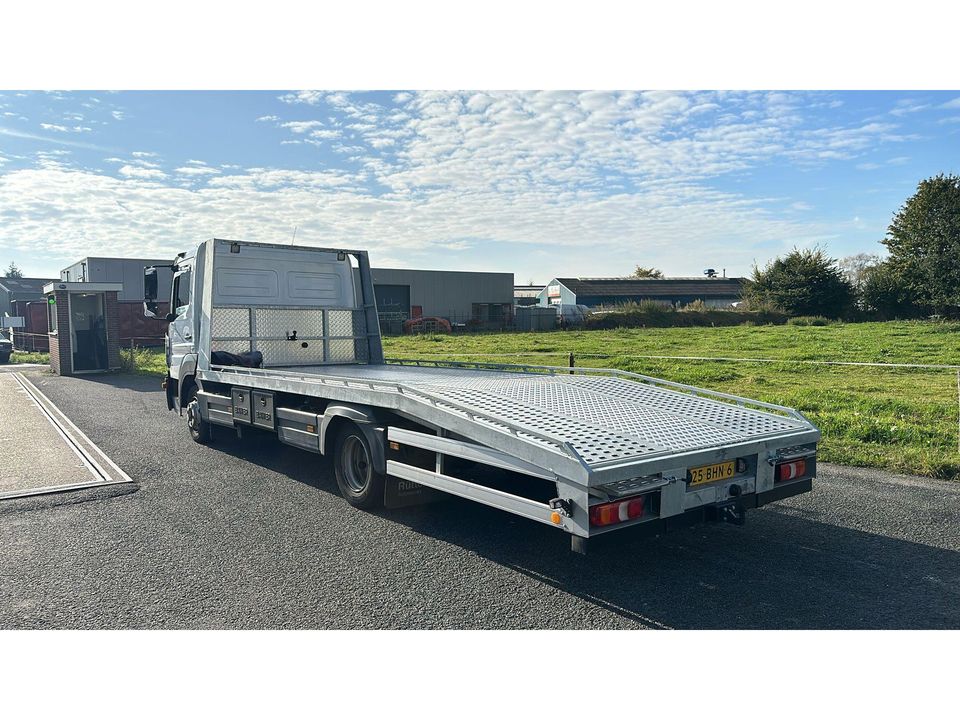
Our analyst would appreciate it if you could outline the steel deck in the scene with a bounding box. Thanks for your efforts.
[203,360,818,484]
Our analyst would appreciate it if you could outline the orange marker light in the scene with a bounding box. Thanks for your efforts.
[551,512,562,525]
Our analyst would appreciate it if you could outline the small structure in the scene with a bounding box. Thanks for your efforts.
[60,256,173,345]
[43,282,123,375]
[515,305,557,331]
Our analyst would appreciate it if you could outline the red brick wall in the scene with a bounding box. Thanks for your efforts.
[119,301,169,345]
[105,291,121,370]
[47,290,71,375]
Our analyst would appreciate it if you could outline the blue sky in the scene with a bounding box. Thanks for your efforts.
[1,90,958,282]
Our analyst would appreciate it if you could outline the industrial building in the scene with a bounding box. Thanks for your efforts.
[58,256,514,337]
[537,277,745,309]
[1,276,58,352]
[514,284,545,307]
[0,276,56,316]
[369,267,514,333]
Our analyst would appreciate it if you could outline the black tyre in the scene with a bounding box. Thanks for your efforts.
[185,387,212,444]
[0,353,10,365]
[333,426,384,510]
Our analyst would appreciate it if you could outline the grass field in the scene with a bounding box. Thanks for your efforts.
[16,321,960,480]
[385,321,960,481]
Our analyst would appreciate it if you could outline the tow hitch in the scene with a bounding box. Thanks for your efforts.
[707,499,746,526]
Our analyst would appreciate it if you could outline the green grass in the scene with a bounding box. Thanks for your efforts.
[105,321,960,480]
[10,350,49,364]
[120,346,168,375]
[384,321,960,481]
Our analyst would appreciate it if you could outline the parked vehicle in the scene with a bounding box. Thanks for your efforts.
[0,335,11,363]
[145,239,820,553]
[555,303,591,327]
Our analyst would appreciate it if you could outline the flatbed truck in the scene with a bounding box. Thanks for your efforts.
[145,239,820,553]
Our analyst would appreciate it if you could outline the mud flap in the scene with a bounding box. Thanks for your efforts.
[384,476,443,509]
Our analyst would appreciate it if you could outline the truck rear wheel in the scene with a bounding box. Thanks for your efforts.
[334,426,384,510]
[185,387,211,444]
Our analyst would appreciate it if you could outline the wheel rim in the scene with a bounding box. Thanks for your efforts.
[341,435,371,493]
[187,400,200,435]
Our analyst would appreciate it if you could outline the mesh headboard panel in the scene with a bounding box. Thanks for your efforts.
[210,306,369,366]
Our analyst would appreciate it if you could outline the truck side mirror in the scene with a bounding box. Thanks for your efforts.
[144,267,158,301]
[143,266,163,319]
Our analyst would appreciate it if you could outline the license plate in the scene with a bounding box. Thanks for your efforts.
[688,460,736,486]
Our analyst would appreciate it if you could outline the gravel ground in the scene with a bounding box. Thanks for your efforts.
[1,370,958,629]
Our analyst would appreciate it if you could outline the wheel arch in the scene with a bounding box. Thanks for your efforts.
[321,404,386,475]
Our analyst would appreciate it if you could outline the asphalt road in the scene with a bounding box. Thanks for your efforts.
[2,370,958,629]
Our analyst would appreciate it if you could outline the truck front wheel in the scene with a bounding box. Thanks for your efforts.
[185,387,211,444]
[334,426,384,510]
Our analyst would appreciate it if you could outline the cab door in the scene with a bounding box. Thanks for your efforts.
[168,266,194,379]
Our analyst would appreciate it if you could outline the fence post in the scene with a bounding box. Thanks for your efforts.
[956,371,959,454]
[569,352,575,375]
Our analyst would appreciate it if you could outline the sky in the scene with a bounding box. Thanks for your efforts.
[1,89,958,283]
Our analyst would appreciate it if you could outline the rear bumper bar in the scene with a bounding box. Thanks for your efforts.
[589,478,813,548]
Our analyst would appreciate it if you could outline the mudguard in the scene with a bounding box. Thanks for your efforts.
[320,403,386,475]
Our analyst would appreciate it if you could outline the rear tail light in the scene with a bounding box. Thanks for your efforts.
[776,459,807,482]
[589,496,647,527]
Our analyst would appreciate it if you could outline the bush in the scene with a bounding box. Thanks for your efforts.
[744,247,855,318]
[585,306,788,329]
[859,261,924,319]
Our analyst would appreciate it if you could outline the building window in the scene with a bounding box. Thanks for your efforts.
[48,299,58,333]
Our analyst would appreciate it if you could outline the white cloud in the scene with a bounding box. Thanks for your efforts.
[174,165,220,176]
[256,115,280,122]
[279,90,324,105]
[940,97,960,109]
[2,91,934,279]
[132,151,157,158]
[280,120,326,134]
[117,164,166,180]
[41,123,92,133]
[111,110,126,120]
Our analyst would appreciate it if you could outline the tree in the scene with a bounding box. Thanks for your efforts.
[883,173,960,314]
[839,252,881,288]
[743,247,855,318]
[4,262,23,278]
[633,266,664,279]
[859,261,922,319]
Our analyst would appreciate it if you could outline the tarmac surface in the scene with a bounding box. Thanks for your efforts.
[1,370,958,629]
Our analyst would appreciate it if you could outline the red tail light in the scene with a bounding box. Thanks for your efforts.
[776,459,807,482]
[589,496,647,527]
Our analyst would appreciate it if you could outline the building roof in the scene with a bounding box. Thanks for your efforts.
[0,277,58,295]
[552,277,745,298]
